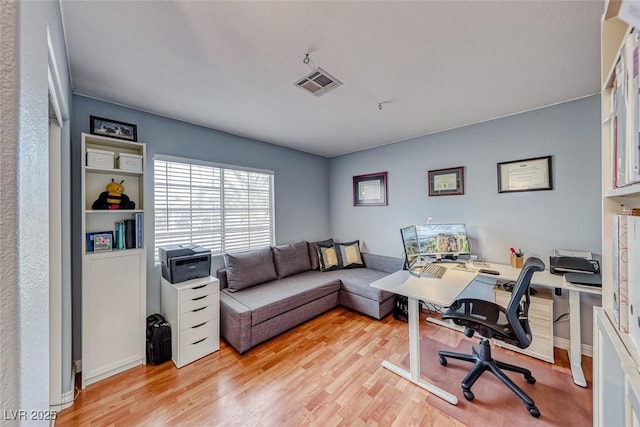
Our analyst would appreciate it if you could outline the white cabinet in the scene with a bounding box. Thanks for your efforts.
[494,286,554,363]
[81,133,146,388]
[160,276,220,368]
[596,2,640,425]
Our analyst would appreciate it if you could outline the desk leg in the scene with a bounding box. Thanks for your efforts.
[381,296,458,405]
[569,289,587,387]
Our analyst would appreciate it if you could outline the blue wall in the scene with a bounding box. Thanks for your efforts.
[71,95,330,360]
[328,95,602,345]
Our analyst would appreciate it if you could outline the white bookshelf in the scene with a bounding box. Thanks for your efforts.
[595,2,640,425]
[81,133,147,388]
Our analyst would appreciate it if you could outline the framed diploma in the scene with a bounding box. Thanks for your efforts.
[353,172,388,206]
[428,166,464,196]
[497,156,553,193]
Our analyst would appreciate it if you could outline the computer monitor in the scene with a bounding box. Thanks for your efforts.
[400,223,470,265]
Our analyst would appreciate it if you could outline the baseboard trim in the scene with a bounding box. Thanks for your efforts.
[553,337,593,357]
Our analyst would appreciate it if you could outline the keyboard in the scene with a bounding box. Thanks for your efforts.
[410,262,447,279]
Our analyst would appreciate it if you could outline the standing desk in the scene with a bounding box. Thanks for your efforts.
[471,262,602,388]
[371,262,602,405]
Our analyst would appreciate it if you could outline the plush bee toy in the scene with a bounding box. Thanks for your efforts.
[92,179,135,210]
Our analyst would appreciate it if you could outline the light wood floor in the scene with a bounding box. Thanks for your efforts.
[56,307,592,426]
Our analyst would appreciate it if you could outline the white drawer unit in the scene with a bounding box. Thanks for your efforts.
[161,276,220,368]
[494,285,554,363]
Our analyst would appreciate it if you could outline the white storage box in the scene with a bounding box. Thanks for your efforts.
[86,148,115,169]
[116,153,143,173]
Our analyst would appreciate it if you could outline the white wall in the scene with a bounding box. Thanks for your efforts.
[329,95,602,345]
[1,0,72,419]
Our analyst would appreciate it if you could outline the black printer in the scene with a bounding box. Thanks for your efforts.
[160,244,211,284]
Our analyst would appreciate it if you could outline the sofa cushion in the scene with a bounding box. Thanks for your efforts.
[320,268,394,302]
[224,247,278,292]
[308,239,333,270]
[316,241,339,272]
[335,240,364,269]
[272,241,311,278]
[221,270,341,325]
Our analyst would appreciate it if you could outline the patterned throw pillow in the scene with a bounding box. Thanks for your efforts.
[308,239,333,270]
[316,241,339,272]
[335,240,365,269]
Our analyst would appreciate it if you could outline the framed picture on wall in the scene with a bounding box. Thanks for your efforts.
[90,115,138,142]
[497,156,553,193]
[353,172,388,206]
[428,166,465,196]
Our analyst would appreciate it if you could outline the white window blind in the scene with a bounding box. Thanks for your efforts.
[154,156,274,261]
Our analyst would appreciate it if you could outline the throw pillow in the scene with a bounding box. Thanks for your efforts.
[335,240,365,269]
[316,241,339,272]
[308,239,333,270]
[224,247,278,292]
[272,241,311,278]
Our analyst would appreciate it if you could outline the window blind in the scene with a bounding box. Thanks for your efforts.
[154,156,274,261]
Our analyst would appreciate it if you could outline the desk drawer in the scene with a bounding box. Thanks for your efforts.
[180,304,217,330]
[179,334,218,366]
[180,282,217,301]
[180,293,217,313]
[180,319,217,345]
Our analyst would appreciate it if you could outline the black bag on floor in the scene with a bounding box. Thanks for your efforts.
[393,295,408,322]
[146,313,172,365]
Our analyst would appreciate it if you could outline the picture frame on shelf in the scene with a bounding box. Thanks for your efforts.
[90,115,138,142]
[428,166,464,196]
[86,231,114,253]
[497,155,553,193]
[353,172,388,206]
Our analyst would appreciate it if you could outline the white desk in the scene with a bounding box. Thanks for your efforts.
[371,267,476,405]
[371,262,602,404]
[473,262,601,388]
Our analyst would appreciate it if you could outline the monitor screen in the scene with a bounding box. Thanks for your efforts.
[401,223,470,265]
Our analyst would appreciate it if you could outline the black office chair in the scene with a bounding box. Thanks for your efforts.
[437,257,545,418]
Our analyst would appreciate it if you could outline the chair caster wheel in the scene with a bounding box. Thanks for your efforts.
[525,374,536,384]
[528,406,540,418]
[439,356,447,366]
[463,390,474,401]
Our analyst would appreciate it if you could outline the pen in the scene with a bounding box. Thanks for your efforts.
[510,247,517,255]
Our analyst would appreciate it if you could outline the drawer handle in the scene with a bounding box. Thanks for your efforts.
[192,321,208,329]
[192,284,208,290]
[192,337,207,345]
[191,295,207,301]
[192,306,207,312]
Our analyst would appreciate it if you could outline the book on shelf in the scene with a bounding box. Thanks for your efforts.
[625,32,640,185]
[615,56,627,188]
[115,221,125,250]
[611,31,640,188]
[134,213,144,249]
[613,214,631,334]
[628,217,640,347]
[124,219,136,249]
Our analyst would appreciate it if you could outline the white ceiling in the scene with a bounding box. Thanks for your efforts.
[60,1,604,158]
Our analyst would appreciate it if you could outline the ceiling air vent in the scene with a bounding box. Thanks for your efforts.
[294,67,343,97]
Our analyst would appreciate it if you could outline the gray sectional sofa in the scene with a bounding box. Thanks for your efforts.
[216,240,402,354]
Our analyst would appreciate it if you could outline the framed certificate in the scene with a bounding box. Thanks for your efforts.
[428,166,464,196]
[497,156,553,193]
[353,172,388,206]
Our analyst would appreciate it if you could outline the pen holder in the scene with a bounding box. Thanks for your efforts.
[511,256,523,269]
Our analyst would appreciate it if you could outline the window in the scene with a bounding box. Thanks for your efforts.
[154,155,274,261]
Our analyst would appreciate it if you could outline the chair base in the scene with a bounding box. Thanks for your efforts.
[438,338,541,418]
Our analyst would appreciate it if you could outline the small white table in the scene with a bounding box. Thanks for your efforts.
[371,266,477,405]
